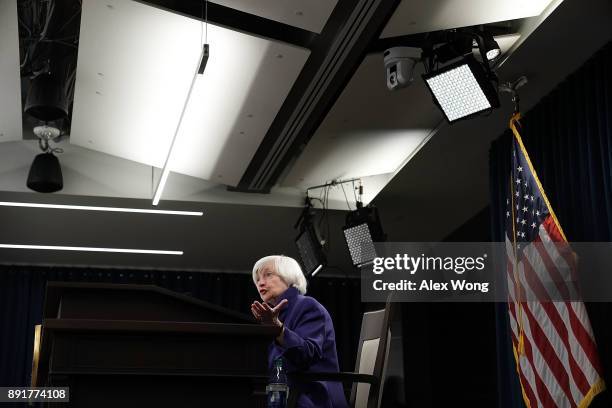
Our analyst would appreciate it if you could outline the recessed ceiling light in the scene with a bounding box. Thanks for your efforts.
[0,201,203,216]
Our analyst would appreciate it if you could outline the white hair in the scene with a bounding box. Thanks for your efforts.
[252,255,307,295]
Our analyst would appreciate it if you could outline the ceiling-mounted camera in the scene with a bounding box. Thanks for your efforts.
[383,47,419,91]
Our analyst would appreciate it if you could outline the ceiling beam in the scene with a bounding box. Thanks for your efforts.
[367,25,519,54]
[233,0,402,193]
[135,0,318,49]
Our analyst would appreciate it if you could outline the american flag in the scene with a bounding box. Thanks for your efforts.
[505,114,605,408]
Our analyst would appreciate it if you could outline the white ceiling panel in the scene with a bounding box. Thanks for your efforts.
[381,0,556,38]
[282,53,441,191]
[212,0,338,34]
[284,128,432,186]
[495,34,522,56]
[0,0,23,143]
[71,0,309,186]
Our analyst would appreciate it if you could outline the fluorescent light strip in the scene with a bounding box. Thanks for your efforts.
[0,244,183,255]
[310,264,323,277]
[153,45,208,206]
[0,201,202,216]
[153,166,171,206]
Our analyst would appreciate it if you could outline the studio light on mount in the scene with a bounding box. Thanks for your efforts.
[343,204,386,267]
[294,201,327,277]
[296,226,326,277]
[422,55,499,123]
[27,126,64,193]
[481,31,501,61]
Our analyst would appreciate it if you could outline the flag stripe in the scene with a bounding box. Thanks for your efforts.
[521,256,591,401]
[519,302,573,407]
[517,261,575,405]
[536,224,579,300]
[532,235,603,383]
[509,302,544,408]
[538,227,597,342]
[510,300,557,407]
[512,327,543,408]
[537,228,603,377]
[523,252,594,397]
[507,248,542,408]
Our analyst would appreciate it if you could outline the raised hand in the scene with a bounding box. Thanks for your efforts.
[250,299,288,327]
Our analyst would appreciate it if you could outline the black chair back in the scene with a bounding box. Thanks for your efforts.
[350,300,392,408]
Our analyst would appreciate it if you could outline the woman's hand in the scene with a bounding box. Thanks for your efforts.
[250,299,288,328]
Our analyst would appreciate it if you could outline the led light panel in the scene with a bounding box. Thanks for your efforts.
[296,228,325,276]
[423,56,499,123]
[343,223,377,266]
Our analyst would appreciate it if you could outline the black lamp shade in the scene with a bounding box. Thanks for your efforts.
[24,74,69,122]
[27,153,63,193]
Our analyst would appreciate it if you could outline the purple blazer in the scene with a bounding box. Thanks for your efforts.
[268,287,348,408]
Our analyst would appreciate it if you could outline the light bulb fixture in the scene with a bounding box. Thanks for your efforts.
[28,124,65,193]
[481,31,501,61]
[27,152,63,193]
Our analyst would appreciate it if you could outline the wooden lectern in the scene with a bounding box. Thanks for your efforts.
[32,282,279,407]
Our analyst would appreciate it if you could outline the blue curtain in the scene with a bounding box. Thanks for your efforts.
[0,265,362,388]
[490,42,612,407]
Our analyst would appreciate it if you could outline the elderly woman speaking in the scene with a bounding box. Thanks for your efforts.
[251,255,348,408]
